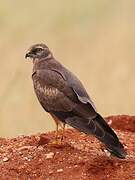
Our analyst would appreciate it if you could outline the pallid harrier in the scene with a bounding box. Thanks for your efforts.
[25,43,126,159]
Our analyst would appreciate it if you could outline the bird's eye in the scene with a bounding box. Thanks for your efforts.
[33,48,43,54]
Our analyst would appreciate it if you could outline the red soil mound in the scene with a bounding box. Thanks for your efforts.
[0,115,134,180]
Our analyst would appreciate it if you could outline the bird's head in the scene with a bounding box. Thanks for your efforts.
[25,43,52,60]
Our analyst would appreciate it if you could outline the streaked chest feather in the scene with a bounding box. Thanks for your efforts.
[35,81,58,97]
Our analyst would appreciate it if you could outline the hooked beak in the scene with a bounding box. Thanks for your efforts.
[25,52,33,59]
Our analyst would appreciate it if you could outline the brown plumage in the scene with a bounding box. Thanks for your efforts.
[25,43,127,159]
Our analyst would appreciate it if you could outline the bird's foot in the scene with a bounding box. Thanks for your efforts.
[48,136,65,147]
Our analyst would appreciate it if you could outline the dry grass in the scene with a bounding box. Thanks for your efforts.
[0,0,135,137]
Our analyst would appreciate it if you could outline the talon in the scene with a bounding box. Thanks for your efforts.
[48,123,66,146]
[48,138,64,147]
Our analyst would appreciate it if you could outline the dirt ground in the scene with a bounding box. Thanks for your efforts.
[0,115,134,180]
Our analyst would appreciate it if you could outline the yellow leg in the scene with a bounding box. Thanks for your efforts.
[60,123,66,142]
[55,121,59,141]
[48,122,66,146]
[49,113,66,145]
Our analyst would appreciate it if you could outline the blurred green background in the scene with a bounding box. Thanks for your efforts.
[0,0,135,137]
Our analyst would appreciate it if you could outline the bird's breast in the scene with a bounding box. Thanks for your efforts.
[35,81,59,98]
[44,86,59,97]
[33,77,74,112]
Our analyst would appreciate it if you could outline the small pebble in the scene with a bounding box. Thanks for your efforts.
[49,170,53,174]
[24,157,31,161]
[104,149,111,157]
[108,119,112,125]
[115,162,119,166]
[24,157,29,160]
[18,151,23,155]
[45,152,54,159]
[3,157,9,162]
[37,146,44,151]
[57,169,63,173]
[78,156,82,160]
[18,146,33,151]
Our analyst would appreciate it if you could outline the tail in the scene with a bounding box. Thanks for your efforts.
[66,113,127,159]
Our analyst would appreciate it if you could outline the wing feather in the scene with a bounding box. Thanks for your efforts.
[32,68,96,118]
[51,67,97,111]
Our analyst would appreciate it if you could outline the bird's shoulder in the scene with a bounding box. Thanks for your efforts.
[32,67,68,91]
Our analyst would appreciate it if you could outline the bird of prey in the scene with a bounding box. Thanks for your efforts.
[25,43,126,159]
